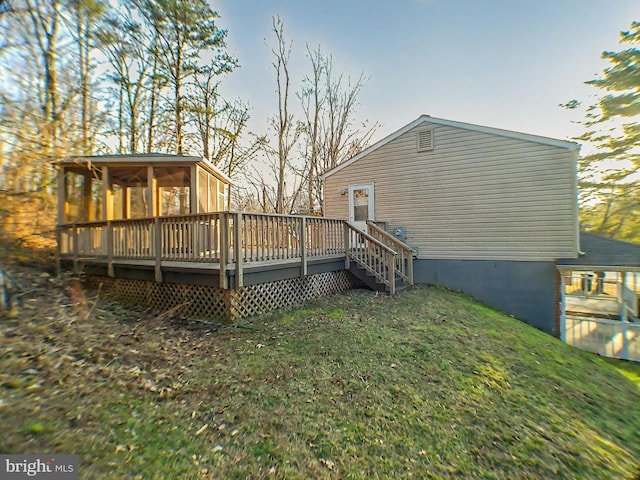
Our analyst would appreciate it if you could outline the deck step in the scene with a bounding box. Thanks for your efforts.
[347,261,409,294]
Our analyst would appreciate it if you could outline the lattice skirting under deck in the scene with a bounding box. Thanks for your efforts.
[85,271,354,321]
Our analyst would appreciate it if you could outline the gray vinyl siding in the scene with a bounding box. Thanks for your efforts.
[324,123,578,261]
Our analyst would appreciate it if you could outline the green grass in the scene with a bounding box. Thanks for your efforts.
[1,279,639,479]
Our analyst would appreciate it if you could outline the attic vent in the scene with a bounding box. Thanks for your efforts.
[417,129,434,152]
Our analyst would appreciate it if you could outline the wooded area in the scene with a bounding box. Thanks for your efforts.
[0,1,375,260]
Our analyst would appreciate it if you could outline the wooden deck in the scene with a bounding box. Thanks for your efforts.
[57,212,414,293]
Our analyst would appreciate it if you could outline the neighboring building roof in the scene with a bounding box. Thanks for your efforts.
[56,153,233,184]
[558,232,640,269]
[322,115,580,179]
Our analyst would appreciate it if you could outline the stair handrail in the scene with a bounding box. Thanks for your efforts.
[366,221,414,286]
[344,222,398,294]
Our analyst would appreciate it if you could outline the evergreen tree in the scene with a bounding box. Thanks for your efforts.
[134,0,237,155]
[568,21,639,241]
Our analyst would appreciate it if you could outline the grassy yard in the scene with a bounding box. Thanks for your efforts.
[1,268,639,479]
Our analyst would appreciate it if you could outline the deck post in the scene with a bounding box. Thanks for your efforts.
[105,221,115,278]
[154,217,162,282]
[55,227,62,276]
[300,217,308,277]
[389,251,396,295]
[219,212,229,289]
[106,221,114,277]
[343,222,350,269]
[71,224,80,274]
[71,224,78,261]
[234,212,244,288]
[408,251,414,285]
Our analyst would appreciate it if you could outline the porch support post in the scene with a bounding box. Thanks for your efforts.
[621,271,629,359]
[234,212,244,288]
[103,166,113,221]
[124,185,131,219]
[190,164,198,213]
[559,270,567,342]
[83,171,92,221]
[147,165,157,217]
[300,217,307,277]
[620,271,628,322]
[56,165,66,226]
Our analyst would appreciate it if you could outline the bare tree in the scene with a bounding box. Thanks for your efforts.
[299,48,378,214]
[299,45,325,214]
[268,16,301,213]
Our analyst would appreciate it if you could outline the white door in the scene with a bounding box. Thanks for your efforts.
[348,184,374,231]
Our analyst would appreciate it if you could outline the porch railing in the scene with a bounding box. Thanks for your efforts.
[565,316,640,362]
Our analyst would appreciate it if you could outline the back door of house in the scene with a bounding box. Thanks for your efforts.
[348,184,374,231]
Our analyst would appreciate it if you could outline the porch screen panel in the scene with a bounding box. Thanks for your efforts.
[128,187,148,218]
[209,176,218,211]
[199,169,208,213]
[65,171,86,223]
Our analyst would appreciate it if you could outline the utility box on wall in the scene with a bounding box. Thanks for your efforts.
[394,226,406,242]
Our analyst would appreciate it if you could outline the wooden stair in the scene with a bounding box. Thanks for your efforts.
[347,260,411,293]
[343,221,415,295]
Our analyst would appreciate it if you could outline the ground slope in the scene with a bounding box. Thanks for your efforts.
[1,268,639,479]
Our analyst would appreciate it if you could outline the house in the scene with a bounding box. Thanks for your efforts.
[557,232,640,361]
[323,115,581,335]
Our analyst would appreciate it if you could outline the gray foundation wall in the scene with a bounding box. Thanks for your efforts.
[414,259,559,335]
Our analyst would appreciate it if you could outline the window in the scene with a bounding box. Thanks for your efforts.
[417,129,434,152]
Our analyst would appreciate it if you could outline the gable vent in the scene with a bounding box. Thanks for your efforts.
[417,129,434,152]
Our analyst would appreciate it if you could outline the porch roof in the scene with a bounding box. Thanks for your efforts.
[557,232,640,271]
[55,153,233,185]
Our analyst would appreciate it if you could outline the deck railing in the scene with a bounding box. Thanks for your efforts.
[344,222,398,294]
[58,212,412,293]
[58,212,348,287]
[366,221,415,287]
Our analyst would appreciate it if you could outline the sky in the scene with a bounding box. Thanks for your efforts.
[214,0,638,149]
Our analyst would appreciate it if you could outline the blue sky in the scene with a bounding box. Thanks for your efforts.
[216,0,638,145]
